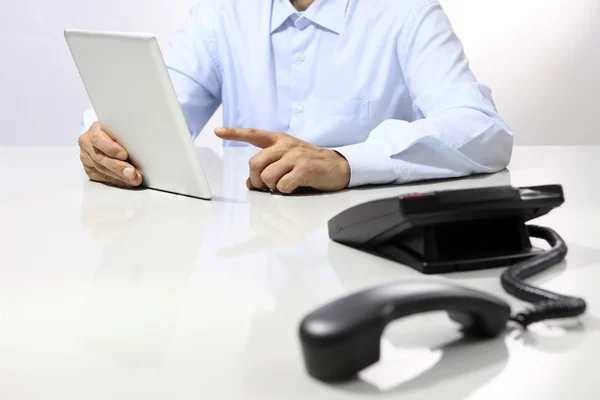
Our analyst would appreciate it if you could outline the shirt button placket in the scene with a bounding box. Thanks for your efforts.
[289,16,313,135]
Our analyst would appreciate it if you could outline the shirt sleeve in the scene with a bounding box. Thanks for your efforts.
[333,1,514,187]
[79,3,222,139]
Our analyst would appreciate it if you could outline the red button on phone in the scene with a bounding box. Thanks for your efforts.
[403,193,425,199]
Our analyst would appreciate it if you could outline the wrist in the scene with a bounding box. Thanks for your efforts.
[331,150,351,188]
[330,141,396,187]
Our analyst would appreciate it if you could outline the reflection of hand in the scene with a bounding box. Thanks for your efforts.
[216,190,351,259]
[247,192,311,243]
[253,191,349,240]
[79,188,212,365]
[80,182,144,245]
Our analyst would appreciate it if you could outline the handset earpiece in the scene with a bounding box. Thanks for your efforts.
[298,280,510,382]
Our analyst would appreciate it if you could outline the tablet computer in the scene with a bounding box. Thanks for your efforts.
[64,29,212,200]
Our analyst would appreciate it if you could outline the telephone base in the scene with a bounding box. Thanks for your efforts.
[373,217,543,274]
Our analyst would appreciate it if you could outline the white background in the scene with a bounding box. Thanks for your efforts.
[1,0,599,147]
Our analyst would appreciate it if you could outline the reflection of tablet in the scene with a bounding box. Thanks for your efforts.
[65,29,212,200]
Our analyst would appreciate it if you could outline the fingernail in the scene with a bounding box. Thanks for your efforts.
[215,127,225,134]
[116,150,127,160]
[123,167,135,179]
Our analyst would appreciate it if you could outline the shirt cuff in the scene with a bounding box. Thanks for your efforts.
[331,140,396,188]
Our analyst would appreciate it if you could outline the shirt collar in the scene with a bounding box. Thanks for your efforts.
[270,0,349,34]
[303,0,349,34]
[271,0,297,33]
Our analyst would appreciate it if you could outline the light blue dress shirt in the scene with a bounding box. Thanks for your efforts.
[82,0,513,187]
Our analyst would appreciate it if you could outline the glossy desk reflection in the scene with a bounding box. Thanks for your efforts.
[79,183,211,364]
[1,146,599,400]
[79,148,514,389]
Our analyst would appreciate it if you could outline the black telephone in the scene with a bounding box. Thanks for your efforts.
[298,185,587,382]
[328,184,564,273]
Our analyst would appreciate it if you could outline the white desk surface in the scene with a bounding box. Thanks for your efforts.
[1,146,599,399]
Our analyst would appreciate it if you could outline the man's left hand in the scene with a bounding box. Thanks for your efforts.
[215,128,351,193]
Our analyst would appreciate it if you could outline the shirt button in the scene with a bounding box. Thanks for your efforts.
[296,105,303,113]
[298,54,305,62]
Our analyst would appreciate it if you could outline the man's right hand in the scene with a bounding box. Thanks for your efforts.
[78,122,143,187]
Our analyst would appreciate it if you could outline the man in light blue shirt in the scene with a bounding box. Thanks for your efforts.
[78,0,513,193]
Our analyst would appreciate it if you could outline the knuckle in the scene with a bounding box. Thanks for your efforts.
[296,159,309,172]
[78,134,87,148]
[97,174,109,183]
[89,129,99,145]
[248,128,258,136]
[79,151,90,166]
[83,165,93,176]
[90,121,102,134]
[276,136,289,147]
[260,171,274,186]
[248,156,262,171]
[290,149,301,158]
[288,147,303,159]
[295,146,309,155]
[251,177,266,189]
[95,173,109,184]
[281,133,295,144]
[86,169,101,181]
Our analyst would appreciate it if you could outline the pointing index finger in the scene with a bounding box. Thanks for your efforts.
[214,127,279,149]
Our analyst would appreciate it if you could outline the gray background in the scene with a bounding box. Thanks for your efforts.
[1,0,598,147]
